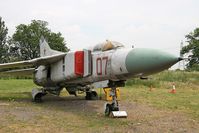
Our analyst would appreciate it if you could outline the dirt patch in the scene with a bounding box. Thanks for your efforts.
[0,96,199,133]
[120,101,199,133]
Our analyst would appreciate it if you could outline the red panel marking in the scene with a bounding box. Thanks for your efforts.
[75,51,84,76]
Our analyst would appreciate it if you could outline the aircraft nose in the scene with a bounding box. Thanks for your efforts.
[125,48,180,75]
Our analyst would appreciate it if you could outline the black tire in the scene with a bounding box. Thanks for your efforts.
[85,92,91,100]
[33,93,42,103]
[85,91,98,100]
[90,91,98,100]
[105,104,112,116]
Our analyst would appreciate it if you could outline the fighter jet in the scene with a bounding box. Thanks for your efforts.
[0,37,181,116]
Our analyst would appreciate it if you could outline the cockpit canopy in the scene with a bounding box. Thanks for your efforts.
[92,40,124,52]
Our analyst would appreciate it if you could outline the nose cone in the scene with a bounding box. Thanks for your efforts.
[125,48,180,76]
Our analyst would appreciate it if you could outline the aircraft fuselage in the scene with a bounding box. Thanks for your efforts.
[33,47,180,89]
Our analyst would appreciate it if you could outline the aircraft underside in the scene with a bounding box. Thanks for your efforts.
[31,80,125,116]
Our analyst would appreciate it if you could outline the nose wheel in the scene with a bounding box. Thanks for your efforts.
[104,81,127,118]
[105,103,119,116]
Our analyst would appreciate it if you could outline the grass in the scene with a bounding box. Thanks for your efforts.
[0,71,199,118]
[0,79,37,100]
[0,79,36,92]
[0,70,199,132]
[124,70,199,119]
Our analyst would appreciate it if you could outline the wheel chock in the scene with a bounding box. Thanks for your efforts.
[110,111,127,118]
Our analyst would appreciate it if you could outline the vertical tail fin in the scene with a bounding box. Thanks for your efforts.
[39,36,63,57]
[40,36,51,57]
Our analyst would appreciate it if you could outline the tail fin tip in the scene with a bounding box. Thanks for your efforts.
[40,36,51,57]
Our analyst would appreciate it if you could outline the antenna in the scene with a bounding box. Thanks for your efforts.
[178,41,185,70]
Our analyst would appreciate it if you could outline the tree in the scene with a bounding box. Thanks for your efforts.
[181,28,199,71]
[11,20,69,60]
[0,17,8,63]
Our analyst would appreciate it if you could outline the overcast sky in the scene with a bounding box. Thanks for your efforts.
[1,0,199,56]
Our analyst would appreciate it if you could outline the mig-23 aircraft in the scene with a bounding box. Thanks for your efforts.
[0,37,182,117]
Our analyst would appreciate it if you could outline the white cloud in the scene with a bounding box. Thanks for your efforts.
[0,0,199,55]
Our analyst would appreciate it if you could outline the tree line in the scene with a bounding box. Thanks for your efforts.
[180,28,199,71]
[0,17,69,63]
[0,17,199,70]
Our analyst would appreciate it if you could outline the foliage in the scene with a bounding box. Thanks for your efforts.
[10,20,69,60]
[0,17,8,63]
[181,28,199,70]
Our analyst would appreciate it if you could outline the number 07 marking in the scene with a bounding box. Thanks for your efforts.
[96,56,108,75]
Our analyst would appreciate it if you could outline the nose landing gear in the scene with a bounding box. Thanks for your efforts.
[104,87,119,116]
[104,81,127,118]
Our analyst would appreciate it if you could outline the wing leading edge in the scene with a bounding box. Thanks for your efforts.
[0,53,66,70]
[0,37,66,76]
[0,68,35,76]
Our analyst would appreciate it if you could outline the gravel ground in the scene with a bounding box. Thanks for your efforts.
[0,95,199,133]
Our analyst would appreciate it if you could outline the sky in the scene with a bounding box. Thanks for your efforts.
[0,0,199,58]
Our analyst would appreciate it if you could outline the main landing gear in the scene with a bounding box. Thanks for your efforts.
[32,88,47,103]
[85,91,98,100]
[104,81,127,118]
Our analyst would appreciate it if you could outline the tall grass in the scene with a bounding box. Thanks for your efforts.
[126,70,199,87]
[126,78,160,88]
[125,70,199,120]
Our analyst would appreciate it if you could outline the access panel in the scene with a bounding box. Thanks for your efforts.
[75,51,84,76]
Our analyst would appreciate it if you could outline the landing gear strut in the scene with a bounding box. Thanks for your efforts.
[104,80,127,118]
[32,88,47,103]
[104,87,119,116]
